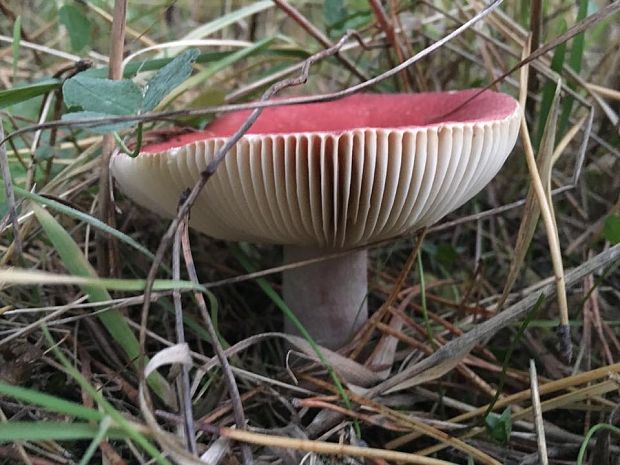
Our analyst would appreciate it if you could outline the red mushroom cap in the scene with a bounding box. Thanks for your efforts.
[142,90,517,152]
[112,90,520,247]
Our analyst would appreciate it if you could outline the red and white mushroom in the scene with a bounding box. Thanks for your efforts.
[112,90,520,348]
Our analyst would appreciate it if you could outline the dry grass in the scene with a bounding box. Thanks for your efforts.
[0,1,619,464]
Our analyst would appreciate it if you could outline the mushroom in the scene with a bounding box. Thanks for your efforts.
[112,90,520,349]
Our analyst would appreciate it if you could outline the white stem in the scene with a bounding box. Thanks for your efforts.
[282,246,368,349]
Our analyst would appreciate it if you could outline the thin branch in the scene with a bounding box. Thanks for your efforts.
[179,202,253,465]
[172,211,197,455]
[368,0,413,90]
[97,0,127,278]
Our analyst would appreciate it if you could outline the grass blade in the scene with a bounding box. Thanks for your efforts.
[0,421,126,442]
[174,1,273,51]
[30,203,172,404]
[42,327,171,465]
[0,382,103,422]
[0,267,202,292]
[0,79,61,109]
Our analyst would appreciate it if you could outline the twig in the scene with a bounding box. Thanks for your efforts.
[271,0,370,82]
[201,424,454,465]
[585,271,614,365]
[179,200,253,465]
[0,120,22,262]
[368,0,413,91]
[529,360,549,465]
[172,206,197,455]
[97,0,126,278]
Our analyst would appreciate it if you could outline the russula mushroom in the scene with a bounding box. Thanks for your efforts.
[112,90,520,349]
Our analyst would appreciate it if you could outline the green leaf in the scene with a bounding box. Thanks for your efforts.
[324,0,347,28]
[58,4,93,52]
[485,407,512,445]
[63,74,143,115]
[30,203,172,404]
[61,110,134,133]
[603,214,620,245]
[175,87,225,127]
[0,79,61,109]
[324,1,371,38]
[158,38,274,108]
[34,146,54,161]
[12,16,21,80]
[0,421,125,442]
[0,382,103,422]
[142,48,200,111]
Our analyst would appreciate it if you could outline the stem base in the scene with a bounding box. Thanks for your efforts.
[283,246,368,349]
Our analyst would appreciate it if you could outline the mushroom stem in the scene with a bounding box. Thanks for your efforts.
[282,246,368,349]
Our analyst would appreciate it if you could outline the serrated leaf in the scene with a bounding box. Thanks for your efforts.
[61,110,134,134]
[603,214,620,245]
[63,74,143,115]
[142,48,199,111]
[58,4,93,52]
[0,79,61,109]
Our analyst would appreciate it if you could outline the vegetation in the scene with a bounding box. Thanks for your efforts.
[0,1,619,464]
